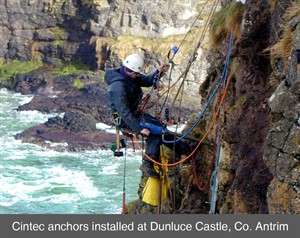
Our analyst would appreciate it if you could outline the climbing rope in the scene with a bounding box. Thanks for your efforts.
[133,33,233,169]
[131,28,232,214]
[133,73,233,168]
[136,0,223,180]
[168,0,220,119]
[137,0,219,122]
[162,31,233,144]
[208,33,233,213]
[158,46,179,117]
[110,112,128,214]
[150,0,221,142]
[134,73,231,214]
[205,32,233,213]
[138,72,162,113]
[209,128,222,214]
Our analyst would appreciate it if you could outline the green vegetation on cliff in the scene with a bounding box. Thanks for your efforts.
[51,61,92,77]
[210,1,244,48]
[0,59,43,81]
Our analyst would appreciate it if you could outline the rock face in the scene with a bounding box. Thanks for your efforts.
[0,0,202,66]
[0,0,97,67]
[217,0,274,214]
[202,0,299,214]
[155,0,299,215]
[262,3,300,214]
[94,0,201,38]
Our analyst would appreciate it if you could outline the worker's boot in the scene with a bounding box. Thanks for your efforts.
[140,160,160,179]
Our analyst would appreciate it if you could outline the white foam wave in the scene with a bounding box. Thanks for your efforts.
[18,95,34,105]
[96,122,116,134]
[101,164,119,175]
[18,110,61,125]
[3,154,26,160]
[45,141,69,148]
[45,167,102,198]
[0,165,102,208]
[0,88,34,104]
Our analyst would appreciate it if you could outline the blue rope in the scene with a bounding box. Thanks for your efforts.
[163,32,233,143]
[209,128,222,214]
[209,32,233,214]
[222,32,233,87]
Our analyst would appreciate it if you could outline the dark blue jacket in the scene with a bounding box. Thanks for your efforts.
[105,67,158,133]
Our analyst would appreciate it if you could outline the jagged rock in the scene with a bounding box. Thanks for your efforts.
[0,0,203,71]
[267,178,300,214]
[263,0,300,214]
[94,0,201,38]
[0,0,97,67]
[15,111,115,152]
[16,70,111,123]
[268,81,300,121]
[49,111,96,132]
[261,7,300,212]
[14,73,47,94]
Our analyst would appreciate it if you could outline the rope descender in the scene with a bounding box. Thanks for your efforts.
[110,112,125,157]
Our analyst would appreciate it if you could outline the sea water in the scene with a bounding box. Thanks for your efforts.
[0,88,142,214]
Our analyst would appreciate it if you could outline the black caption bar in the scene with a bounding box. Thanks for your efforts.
[0,214,299,238]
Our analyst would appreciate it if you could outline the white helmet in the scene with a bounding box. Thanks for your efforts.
[123,54,144,73]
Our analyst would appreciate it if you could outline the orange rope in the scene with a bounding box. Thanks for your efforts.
[133,75,232,167]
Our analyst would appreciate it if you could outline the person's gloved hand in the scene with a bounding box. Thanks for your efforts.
[140,128,150,137]
[158,63,170,73]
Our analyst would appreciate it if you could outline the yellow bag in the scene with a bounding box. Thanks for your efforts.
[142,154,169,206]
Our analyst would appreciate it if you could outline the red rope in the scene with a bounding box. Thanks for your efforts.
[192,125,218,191]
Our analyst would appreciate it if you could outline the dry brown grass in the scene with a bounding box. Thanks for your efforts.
[264,2,299,70]
[268,26,292,60]
[209,1,244,48]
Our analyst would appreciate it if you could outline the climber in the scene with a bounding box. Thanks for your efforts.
[105,53,194,179]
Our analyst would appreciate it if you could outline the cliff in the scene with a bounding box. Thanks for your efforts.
[180,0,299,214]
[0,0,299,214]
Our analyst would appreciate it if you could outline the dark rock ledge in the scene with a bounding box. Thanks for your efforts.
[12,69,117,152]
[15,111,116,152]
